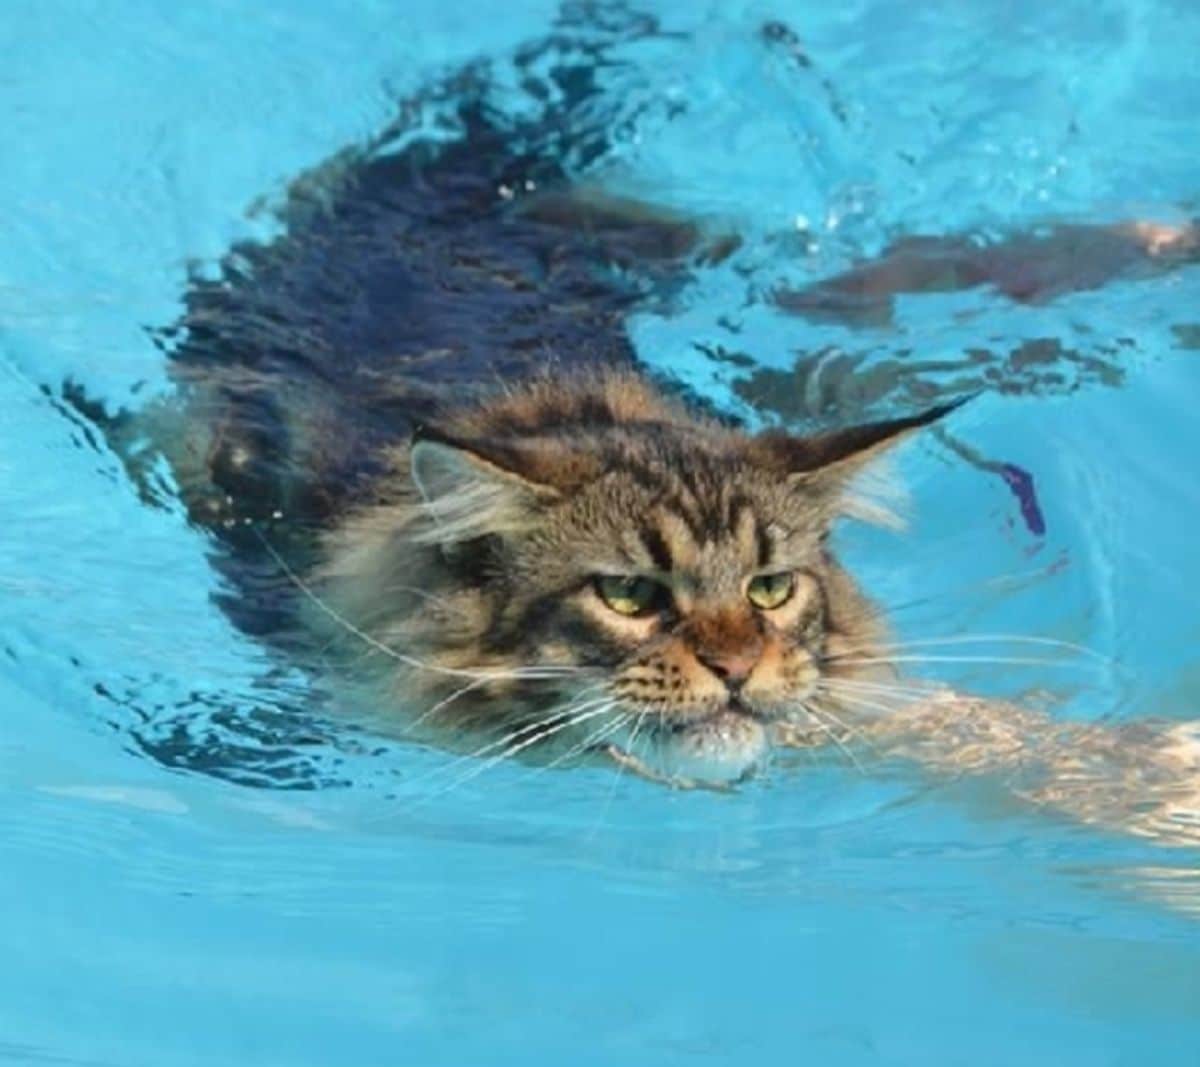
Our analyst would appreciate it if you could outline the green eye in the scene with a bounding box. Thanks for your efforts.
[594,575,665,618]
[747,571,795,610]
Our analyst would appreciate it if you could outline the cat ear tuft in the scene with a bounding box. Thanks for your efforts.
[410,433,559,501]
[754,397,966,482]
[408,426,598,543]
[751,397,968,524]
[408,437,551,544]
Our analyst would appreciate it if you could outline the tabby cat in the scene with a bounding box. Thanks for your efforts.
[102,11,1199,837]
[311,372,953,784]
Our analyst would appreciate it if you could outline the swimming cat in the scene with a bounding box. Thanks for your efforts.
[310,370,955,784]
[144,352,1200,842]
[100,11,1199,840]
[260,368,1200,847]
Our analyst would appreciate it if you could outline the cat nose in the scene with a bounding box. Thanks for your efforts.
[697,646,761,688]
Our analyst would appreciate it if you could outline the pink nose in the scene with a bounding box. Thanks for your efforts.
[699,646,761,686]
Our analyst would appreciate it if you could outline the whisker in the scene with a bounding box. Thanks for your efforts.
[372,581,454,609]
[411,702,620,804]
[823,653,1098,671]
[401,675,508,734]
[816,683,909,721]
[590,710,649,837]
[538,709,631,773]
[403,676,606,736]
[800,701,866,773]
[452,705,621,788]
[438,691,616,772]
[253,525,580,684]
[822,677,938,700]
[835,634,1111,665]
[807,696,869,735]
[366,689,618,814]
[819,676,941,704]
[871,564,1067,620]
[625,710,650,761]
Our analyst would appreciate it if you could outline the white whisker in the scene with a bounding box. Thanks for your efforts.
[253,525,579,684]
[537,708,631,773]
[824,654,1096,671]
[404,676,606,735]
[589,710,649,838]
[411,702,620,804]
[816,683,909,721]
[836,634,1110,664]
[875,565,1066,619]
[434,691,615,775]
[373,582,454,609]
[800,701,866,773]
[819,676,940,705]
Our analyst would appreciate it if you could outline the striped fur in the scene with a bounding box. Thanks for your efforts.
[314,371,949,774]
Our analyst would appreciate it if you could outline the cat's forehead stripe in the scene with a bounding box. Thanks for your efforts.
[636,503,773,577]
[638,524,674,572]
[664,482,707,543]
[657,509,699,567]
[754,515,773,568]
[731,500,757,561]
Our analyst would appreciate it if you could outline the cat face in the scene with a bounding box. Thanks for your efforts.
[321,375,952,782]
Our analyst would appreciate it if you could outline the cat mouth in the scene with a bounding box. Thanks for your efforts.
[661,698,765,733]
[612,700,770,783]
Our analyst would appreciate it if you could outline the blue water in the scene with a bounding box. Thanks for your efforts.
[3,2,1200,1063]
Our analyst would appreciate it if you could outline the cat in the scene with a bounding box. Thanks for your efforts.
[96,9,1199,838]
[237,368,1200,844]
[147,352,1200,835]
[308,370,956,784]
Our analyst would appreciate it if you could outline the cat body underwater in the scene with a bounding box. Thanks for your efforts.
[103,16,1200,835]
[135,123,945,784]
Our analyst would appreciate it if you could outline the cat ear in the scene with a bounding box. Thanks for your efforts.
[408,428,597,543]
[751,398,966,514]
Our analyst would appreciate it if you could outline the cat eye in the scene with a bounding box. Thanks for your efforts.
[746,571,796,610]
[594,575,667,618]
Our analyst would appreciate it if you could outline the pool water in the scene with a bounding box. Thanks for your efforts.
[3,2,1200,1063]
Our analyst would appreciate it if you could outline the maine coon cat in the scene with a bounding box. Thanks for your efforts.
[309,372,953,784]
[95,10,1199,839]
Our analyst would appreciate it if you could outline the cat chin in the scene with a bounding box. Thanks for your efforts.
[644,710,769,784]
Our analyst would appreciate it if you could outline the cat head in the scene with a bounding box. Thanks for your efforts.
[320,374,955,782]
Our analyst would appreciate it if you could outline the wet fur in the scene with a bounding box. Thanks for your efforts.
[90,11,1200,831]
[110,20,945,776]
[309,371,939,773]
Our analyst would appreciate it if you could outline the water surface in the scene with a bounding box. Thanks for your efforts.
[2,2,1199,1063]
